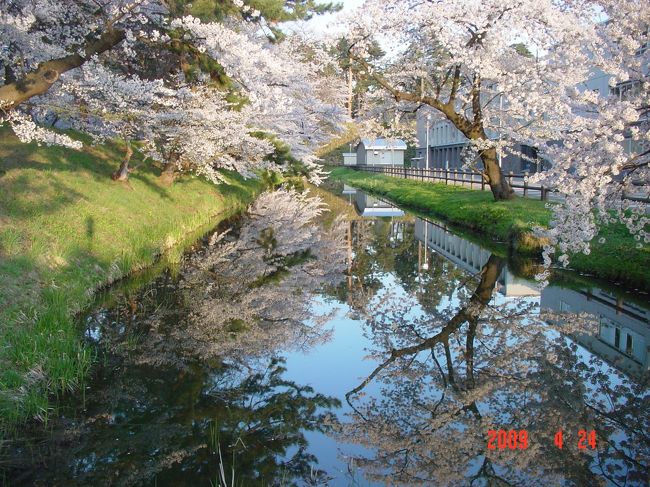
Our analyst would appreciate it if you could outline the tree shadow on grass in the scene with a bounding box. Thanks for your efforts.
[1,127,116,180]
[0,128,176,218]
[210,171,264,204]
[0,173,87,221]
[128,170,173,201]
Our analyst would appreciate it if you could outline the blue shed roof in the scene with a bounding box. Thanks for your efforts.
[359,138,407,150]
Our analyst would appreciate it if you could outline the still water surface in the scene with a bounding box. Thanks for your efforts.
[4,187,649,486]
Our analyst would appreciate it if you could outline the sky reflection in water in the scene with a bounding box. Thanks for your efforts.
[4,187,649,487]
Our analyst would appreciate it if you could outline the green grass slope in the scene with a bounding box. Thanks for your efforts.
[0,127,264,430]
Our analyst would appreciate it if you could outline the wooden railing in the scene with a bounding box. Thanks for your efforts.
[350,165,650,204]
[351,165,554,201]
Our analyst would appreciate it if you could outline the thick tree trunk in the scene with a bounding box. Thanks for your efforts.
[112,139,133,181]
[0,29,125,109]
[159,153,178,185]
[481,147,515,201]
[161,162,176,182]
[357,57,518,202]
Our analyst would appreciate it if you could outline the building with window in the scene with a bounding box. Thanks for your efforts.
[413,112,541,173]
[582,66,649,159]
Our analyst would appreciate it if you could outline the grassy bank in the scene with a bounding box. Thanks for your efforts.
[329,167,650,291]
[0,128,264,431]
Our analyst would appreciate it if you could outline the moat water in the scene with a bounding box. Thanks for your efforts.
[3,186,649,486]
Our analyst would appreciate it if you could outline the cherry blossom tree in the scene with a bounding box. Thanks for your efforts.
[150,19,346,182]
[34,60,179,180]
[340,0,649,258]
[0,1,346,182]
[140,86,277,183]
[0,0,339,108]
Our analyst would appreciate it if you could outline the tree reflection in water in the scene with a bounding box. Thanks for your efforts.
[8,357,341,486]
[338,254,650,486]
[5,190,346,486]
[4,192,649,486]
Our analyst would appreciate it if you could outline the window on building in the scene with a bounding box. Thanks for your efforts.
[615,327,621,349]
[610,81,640,101]
[636,28,648,56]
[626,334,633,355]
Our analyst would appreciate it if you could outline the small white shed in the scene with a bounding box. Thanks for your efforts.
[356,138,407,166]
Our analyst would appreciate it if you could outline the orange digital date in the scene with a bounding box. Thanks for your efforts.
[554,429,597,449]
[486,429,597,451]
[487,429,529,450]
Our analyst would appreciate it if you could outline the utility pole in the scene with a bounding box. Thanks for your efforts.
[425,114,432,170]
[498,92,503,168]
[348,64,353,119]
[422,220,429,270]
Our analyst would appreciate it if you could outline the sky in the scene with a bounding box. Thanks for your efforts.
[282,0,364,37]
